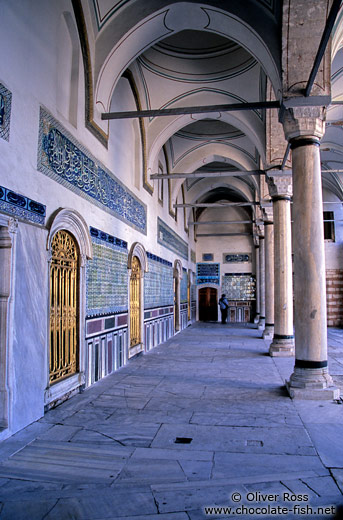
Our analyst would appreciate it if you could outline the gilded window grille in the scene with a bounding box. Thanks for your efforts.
[49,230,79,384]
[130,256,141,347]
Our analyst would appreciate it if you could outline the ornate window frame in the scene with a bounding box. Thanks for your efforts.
[127,242,148,359]
[45,209,92,407]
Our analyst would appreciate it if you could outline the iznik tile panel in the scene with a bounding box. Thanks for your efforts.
[0,185,46,225]
[0,83,11,141]
[157,217,188,260]
[181,268,188,303]
[144,253,174,309]
[196,263,220,285]
[222,274,255,301]
[38,108,147,233]
[87,228,128,317]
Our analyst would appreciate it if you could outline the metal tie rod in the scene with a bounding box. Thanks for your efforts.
[174,202,260,208]
[102,101,280,120]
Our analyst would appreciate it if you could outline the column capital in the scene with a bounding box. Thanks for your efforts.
[280,106,326,142]
[266,170,293,199]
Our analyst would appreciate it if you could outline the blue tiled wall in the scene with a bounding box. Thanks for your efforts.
[144,253,174,309]
[86,228,128,317]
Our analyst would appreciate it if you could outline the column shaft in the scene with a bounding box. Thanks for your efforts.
[287,138,338,398]
[263,223,274,339]
[269,197,294,356]
[258,237,265,330]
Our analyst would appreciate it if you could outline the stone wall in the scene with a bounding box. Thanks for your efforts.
[326,269,343,328]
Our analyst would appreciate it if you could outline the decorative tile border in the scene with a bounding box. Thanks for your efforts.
[0,83,12,141]
[90,226,127,250]
[146,251,172,267]
[0,185,46,225]
[38,107,147,234]
[157,217,188,260]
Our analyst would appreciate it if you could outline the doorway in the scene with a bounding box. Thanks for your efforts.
[199,287,218,321]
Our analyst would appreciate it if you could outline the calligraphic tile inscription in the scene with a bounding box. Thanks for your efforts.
[38,108,147,233]
[145,252,173,309]
[0,83,12,141]
[0,185,46,225]
[157,217,188,260]
[86,227,128,317]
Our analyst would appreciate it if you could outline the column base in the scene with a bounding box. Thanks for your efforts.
[254,313,260,324]
[257,316,265,330]
[263,324,274,339]
[286,366,340,400]
[269,335,294,357]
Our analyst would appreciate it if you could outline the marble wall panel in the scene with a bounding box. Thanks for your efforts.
[11,223,48,431]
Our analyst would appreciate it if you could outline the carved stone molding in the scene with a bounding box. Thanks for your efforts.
[266,170,293,199]
[47,208,93,266]
[128,242,148,274]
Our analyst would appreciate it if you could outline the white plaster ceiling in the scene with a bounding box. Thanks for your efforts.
[87,0,343,231]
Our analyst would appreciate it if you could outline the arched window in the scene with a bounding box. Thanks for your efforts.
[49,230,79,384]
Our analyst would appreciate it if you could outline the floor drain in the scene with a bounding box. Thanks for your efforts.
[175,437,193,444]
[246,440,263,447]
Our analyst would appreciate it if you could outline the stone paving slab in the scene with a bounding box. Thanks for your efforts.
[151,423,315,455]
[0,323,343,519]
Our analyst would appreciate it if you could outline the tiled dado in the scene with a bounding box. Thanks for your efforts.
[85,313,128,386]
[144,305,174,351]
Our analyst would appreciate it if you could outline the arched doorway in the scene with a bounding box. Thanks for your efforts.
[130,256,141,349]
[49,230,79,384]
[199,287,218,322]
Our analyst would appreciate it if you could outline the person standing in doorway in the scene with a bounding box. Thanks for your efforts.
[219,294,229,324]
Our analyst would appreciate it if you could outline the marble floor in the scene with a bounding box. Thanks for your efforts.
[1,323,343,519]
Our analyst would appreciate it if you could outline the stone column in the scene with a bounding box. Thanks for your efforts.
[282,107,338,399]
[254,240,260,324]
[267,172,294,356]
[263,215,274,340]
[257,231,265,330]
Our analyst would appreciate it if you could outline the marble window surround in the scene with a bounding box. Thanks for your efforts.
[45,209,93,408]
